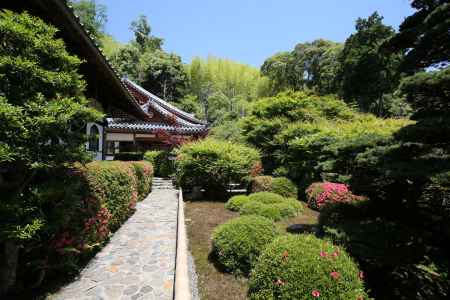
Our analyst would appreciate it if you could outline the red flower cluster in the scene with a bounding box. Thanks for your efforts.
[83,207,112,242]
[50,231,75,254]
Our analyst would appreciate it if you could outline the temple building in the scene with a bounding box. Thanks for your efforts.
[5,0,208,160]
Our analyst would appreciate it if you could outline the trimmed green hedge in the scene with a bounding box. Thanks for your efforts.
[224,195,250,211]
[175,138,261,196]
[16,160,153,287]
[212,215,279,275]
[248,234,368,300]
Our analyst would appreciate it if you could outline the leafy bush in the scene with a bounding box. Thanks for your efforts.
[249,176,298,198]
[212,215,279,275]
[240,201,282,221]
[271,177,298,198]
[144,150,174,177]
[306,182,366,210]
[225,195,250,211]
[175,138,261,196]
[113,152,144,161]
[248,192,285,204]
[130,161,153,200]
[238,192,303,220]
[248,234,368,300]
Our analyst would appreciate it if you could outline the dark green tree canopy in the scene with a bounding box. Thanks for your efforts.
[338,12,402,115]
[384,0,450,71]
[0,10,101,239]
[130,15,163,52]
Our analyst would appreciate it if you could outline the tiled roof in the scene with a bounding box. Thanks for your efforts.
[106,118,207,134]
[123,79,207,125]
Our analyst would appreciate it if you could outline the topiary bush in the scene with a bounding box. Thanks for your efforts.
[248,234,368,300]
[225,195,250,211]
[271,177,298,198]
[249,176,298,198]
[212,215,279,275]
[240,201,283,221]
[306,182,366,210]
[175,138,261,197]
[248,192,285,204]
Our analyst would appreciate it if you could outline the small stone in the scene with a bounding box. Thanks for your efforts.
[140,285,153,294]
[123,285,139,295]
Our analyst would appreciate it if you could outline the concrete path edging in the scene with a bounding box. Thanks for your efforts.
[174,188,191,300]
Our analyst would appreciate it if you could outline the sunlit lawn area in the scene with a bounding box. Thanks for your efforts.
[185,200,319,300]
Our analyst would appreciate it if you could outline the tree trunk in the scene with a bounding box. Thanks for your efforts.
[0,240,19,295]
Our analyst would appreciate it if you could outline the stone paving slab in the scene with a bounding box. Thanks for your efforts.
[50,186,179,300]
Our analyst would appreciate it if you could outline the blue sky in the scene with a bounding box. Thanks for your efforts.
[97,0,414,67]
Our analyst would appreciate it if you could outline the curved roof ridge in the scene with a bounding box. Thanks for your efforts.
[123,78,207,125]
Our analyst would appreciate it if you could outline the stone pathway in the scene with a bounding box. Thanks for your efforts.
[50,178,178,300]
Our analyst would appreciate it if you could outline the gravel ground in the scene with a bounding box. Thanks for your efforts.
[188,251,200,300]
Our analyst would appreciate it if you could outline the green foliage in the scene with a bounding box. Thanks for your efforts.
[70,0,107,43]
[0,10,101,242]
[144,150,174,177]
[175,138,261,196]
[139,50,187,102]
[338,12,402,115]
[384,0,450,71]
[248,234,368,300]
[240,201,283,221]
[261,40,343,95]
[238,192,303,220]
[99,34,123,58]
[212,215,279,275]
[271,177,298,198]
[225,195,250,211]
[130,15,163,52]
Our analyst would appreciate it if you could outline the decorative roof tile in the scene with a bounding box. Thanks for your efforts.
[106,118,207,134]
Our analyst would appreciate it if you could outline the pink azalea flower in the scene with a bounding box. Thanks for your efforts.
[320,251,327,257]
[311,290,320,298]
[359,271,364,280]
[330,271,340,279]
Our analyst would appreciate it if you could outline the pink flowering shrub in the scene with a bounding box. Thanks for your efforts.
[306,182,366,210]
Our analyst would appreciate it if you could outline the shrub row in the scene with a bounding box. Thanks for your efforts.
[249,176,298,198]
[17,160,153,287]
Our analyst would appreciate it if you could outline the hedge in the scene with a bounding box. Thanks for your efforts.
[248,234,368,300]
[212,215,279,275]
[144,150,175,177]
[14,160,153,288]
[224,195,250,211]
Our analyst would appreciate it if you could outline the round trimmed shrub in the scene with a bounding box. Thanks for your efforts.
[175,138,261,196]
[271,177,298,198]
[249,234,368,300]
[212,215,279,275]
[248,192,285,204]
[225,195,250,211]
[240,201,283,221]
[273,200,303,219]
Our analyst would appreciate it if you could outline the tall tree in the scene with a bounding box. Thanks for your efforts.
[139,50,187,102]
[0,11,101,292]
[338,12,402,115]
[130,15,163,52]
[70,0,107,42]
[260,51,297,93]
